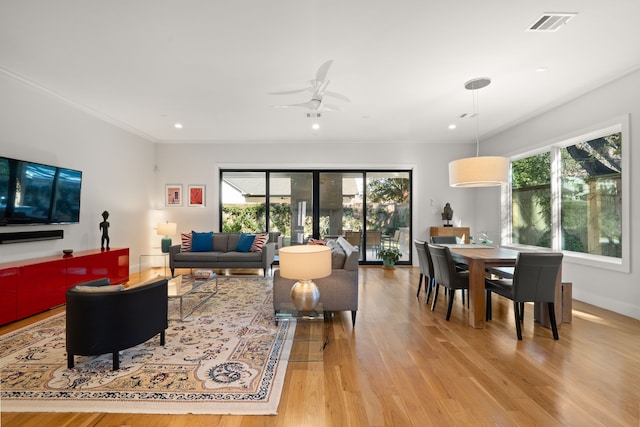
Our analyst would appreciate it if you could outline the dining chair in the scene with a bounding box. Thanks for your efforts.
[430,235,469,305]
[383,230,401,249]
[367,230,382,257]
[345,230,362,247]
[485,252,563,340]
[414,240,435,303]
[430,236,458,244]
[427,243,469,320]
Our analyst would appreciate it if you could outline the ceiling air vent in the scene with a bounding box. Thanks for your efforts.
[527,13,577,32]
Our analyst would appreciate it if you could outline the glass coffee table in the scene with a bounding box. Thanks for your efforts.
[276,303,327,362]
[167,274,218,321]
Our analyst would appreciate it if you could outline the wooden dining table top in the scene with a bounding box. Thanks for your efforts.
[446,245,520,264]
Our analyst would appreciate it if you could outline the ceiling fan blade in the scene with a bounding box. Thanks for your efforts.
[273,99,321,110]
[324,90,351,103]
[315,60,333,82]
[321,104,342,112]
[268,86,315,96]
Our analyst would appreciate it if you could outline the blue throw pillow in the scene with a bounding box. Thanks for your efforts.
[235,233,256,252]
[191,231,213,252]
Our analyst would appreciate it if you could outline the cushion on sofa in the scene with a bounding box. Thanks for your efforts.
[181,232,192,252]
[212,233,229,252]
[250,233,269,252]
[217,251,262,262]
[174,251,222,262]
[325,239,346,269]
[337,236,360,271]
[236,233,256,252]
[191,231,214,251]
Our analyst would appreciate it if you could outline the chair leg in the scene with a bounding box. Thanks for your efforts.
[431,284,440,311]
[513,302,523,340]
[351,310,357,327]
[67,353,74,369]
[417,273,423,297]
[445,289,455,321]
[519,302,525,322]
[548,302,559,340]
[485,290,492,321]
[425,277,434,304]
[461,288,465,306]
[112,352,120,370]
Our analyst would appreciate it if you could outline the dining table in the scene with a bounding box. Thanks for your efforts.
[446,245,518,328]
[446,244,563,329]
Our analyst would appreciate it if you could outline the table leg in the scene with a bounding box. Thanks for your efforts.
[468,258,486,328]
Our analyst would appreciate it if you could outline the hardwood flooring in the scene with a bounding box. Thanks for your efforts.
[2,266,639,426]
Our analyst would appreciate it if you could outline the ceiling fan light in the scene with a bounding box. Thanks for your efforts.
[448,156,509,187]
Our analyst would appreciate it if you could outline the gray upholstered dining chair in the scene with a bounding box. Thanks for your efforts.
[414,240,435,303]
[485,252,563,340]
[427,243,469,320]
[430,236,457,244]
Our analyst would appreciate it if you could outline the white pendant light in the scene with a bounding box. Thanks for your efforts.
[449,77,509,187]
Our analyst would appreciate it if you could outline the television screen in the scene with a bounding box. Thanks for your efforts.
[0,157,82,226]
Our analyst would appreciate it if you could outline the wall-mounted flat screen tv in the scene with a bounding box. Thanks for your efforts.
[0,156,82,226]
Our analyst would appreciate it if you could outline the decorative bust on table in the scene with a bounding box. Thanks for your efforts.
[441,202,453,227]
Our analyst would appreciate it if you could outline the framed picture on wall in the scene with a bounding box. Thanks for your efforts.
[188,185,206,207]
[165,184,183,207]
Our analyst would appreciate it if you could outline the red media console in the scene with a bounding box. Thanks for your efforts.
[0,248,129,325]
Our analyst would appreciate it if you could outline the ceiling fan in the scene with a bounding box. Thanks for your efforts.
[269,60,350,112]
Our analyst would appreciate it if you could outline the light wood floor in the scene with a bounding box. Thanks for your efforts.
[2,266,639,426]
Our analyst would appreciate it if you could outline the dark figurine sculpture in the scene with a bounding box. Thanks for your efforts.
[441,202,453,226]
[100,210,110,251]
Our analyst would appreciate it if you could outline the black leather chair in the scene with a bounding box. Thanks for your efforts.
[485,252,563,340]
[66,277,168,370]
[427,244,469,320]
[414,240,435,303]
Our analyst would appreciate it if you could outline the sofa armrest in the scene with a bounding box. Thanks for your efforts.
[168,244,181,268]
[261,242,276,272]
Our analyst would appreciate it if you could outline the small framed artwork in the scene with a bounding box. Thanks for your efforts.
[165,184,183,207]
[188,185,206,207]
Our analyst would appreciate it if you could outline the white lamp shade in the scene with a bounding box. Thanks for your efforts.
[448,156,510,187]
[157,222,177,236]
[279,245,331,280]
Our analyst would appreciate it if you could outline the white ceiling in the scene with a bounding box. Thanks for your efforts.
[2,1,640,144]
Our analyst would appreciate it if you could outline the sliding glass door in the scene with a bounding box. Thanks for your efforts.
[221,169,411,264]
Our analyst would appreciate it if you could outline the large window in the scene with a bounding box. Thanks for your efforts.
[507,118,627,270]
[221,169,412,264]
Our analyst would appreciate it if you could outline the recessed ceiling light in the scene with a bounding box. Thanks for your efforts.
[174,122,183,129]
[536,67,549,73]
[312,123,320,130]
[448,124,457,130]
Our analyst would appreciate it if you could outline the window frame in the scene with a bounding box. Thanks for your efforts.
[502,115,630,272]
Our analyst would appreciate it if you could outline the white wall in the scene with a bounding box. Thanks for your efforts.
[478,68,640,320]
[153,140,480,255]
[5,62,637,320]
[0,72,156,271]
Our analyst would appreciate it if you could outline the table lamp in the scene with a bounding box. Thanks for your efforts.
[157,222,177,253]
[278,245,331,311]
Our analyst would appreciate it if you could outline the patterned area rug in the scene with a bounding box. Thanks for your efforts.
[0,277,293,414]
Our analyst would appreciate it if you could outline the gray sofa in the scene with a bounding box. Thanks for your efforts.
[169,232,276,277]
[273,236,359,326]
